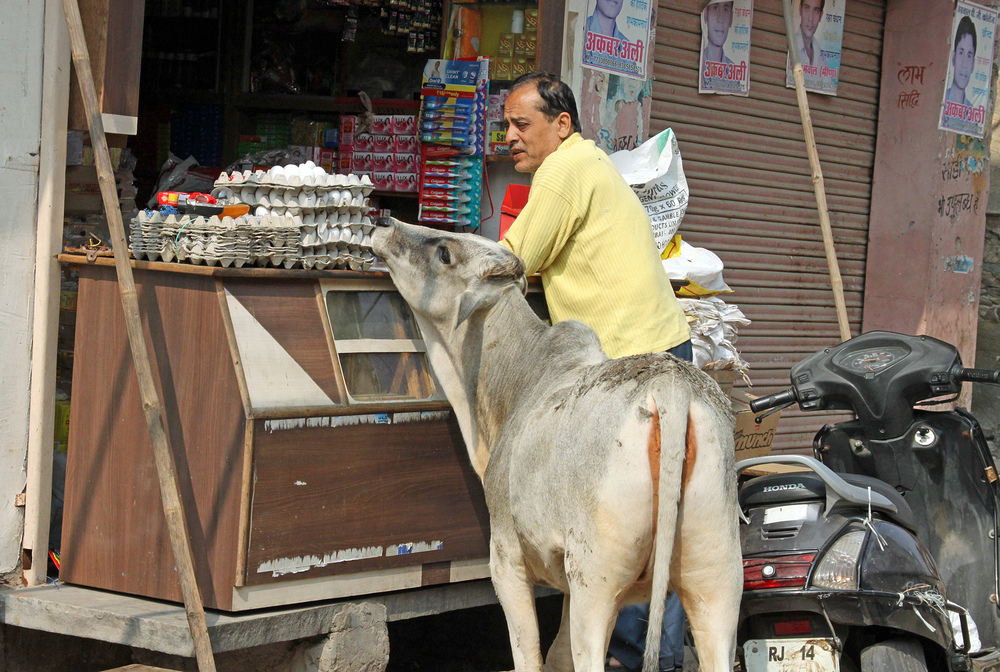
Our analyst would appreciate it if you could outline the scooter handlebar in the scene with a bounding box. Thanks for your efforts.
[748,388,797,414]
[955,366,1000,384]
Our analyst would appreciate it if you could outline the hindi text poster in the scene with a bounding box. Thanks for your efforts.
[582,0,654,80]
[699,0,754,96]
[938,0,997,138]
[784,0,845,95]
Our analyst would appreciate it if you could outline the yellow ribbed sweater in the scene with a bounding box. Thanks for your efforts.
[501,133,690,359]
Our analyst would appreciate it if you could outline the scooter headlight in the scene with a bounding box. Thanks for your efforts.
[811,530,866,590]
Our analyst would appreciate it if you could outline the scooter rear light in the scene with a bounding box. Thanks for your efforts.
[743,553,816,590]
[773,619,812,636]
[811,529,865,591]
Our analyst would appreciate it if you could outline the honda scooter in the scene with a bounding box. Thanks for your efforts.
[736,331,1000,671]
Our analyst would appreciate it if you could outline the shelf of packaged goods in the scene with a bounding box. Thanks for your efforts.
[237,94,422,114]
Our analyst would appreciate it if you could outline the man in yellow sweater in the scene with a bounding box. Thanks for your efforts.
[500,71,690,672]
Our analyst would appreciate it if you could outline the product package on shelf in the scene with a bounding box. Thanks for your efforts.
[418,146,484,227]
[418,58,487,227]
[339,113,419,192]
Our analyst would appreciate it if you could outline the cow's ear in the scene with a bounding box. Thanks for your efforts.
[455,289,489,329]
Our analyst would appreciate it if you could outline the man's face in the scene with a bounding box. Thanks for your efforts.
[504,85,569,174]
[952,33,976,91]
[596,0,623,21]
[705,2,734,48]
[800,0,823,40]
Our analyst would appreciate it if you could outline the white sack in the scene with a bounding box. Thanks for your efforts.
[662,238,732,295]
[609,128,689,252]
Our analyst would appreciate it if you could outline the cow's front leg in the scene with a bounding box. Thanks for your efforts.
[543,593,573,672]
[491,538,543,672]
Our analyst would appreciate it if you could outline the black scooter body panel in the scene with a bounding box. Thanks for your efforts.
[818,411,1000,649]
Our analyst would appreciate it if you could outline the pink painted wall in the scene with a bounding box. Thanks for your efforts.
[863,0,994,372]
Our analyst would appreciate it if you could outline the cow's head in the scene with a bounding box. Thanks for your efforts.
[372,217,526,332]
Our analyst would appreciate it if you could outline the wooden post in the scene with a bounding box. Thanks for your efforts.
[781,0,852,343]
[58,1,217,670]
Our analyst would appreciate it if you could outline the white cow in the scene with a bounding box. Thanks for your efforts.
[371,218,742,672]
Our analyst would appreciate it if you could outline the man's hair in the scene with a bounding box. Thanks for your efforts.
[798,0,825,13]
[510,72,583,134]
[955,16,977,54]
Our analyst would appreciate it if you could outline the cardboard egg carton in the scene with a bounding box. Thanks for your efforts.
[215,163,374,194]
[299,216,376,271]
[130,211,302,268]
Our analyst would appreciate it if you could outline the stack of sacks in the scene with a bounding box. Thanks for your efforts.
[214,162,376,271]
[678,296,750,372]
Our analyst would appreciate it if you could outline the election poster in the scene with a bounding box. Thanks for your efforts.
[785,0,846,95]
[938,0,997,138]
[699,0,754,96]
[582,0,654,80]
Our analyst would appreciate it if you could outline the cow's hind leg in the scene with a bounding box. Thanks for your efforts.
[491,541,544,672]
[543,593,573,672]
[673,404,742,672]
[566,581,621,672]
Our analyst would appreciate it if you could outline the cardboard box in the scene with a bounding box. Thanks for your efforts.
[704,370,779,460]
[54,400,71,449]
[318,148,336,173]
[525,9,538,32]
[352,152,372,173]
[394,172,418,192]
[393,153,417,173]
[372,115,394,135]
[371,152,394,172]
[392,115,417,135]
[394,135,419,154]
[339,115,357,133]
[372,172,395,191]
[355,133,373,152]
[371,135,394,153]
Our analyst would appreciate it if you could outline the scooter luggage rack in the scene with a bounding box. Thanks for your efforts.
[736,454,896,521]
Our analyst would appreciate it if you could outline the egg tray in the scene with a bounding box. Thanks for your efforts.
[129,211,376,271]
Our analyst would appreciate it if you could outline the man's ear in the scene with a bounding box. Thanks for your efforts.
[556,111,574,139]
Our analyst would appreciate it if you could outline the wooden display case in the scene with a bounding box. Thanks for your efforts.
[58,257,491,611]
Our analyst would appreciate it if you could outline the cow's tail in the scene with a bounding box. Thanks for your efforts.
[642,381,690,672]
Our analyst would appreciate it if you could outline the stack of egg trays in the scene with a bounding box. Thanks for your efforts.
[129,211,302,268]
[214,164,377,271]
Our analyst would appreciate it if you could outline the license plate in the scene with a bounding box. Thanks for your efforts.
[744,638,839,671]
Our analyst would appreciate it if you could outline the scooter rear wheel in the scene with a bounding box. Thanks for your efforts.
[859,637,927,671]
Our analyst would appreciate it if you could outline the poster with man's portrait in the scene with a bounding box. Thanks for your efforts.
[938,0,997,138]
[784,0,846,95]
[699,0,754,95]
[582,0,654,80]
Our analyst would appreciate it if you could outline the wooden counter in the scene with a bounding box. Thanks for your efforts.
[58,255,491,611]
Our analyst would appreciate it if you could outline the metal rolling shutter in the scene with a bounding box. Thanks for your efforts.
[651,0,886,452]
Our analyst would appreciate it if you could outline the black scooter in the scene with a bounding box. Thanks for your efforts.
[735,331,1000,672]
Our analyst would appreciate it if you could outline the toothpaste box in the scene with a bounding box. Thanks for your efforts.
[392,115,418,135]
[354,133,373,152]
[393,153,417,173]
[373,171,395,191]
[371,152,394,172]
[394,172,419,193]
[372,115,394,135]
[394,134,419,154]
[371,134,394,153]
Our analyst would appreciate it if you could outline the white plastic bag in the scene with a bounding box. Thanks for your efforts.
[661,237,732,296]
[609,128,689,252]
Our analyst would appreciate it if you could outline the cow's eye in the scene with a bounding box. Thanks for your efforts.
[438,246,451,265]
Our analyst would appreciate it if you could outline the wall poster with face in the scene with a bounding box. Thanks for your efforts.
[582,0,654,79]
[699,0,754,95]
[938,0,997,138]
[784,0,845,95]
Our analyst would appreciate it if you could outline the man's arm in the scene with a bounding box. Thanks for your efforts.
[499,183,580,276]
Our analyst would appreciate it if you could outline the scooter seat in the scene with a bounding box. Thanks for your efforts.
[740,471,918,533]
